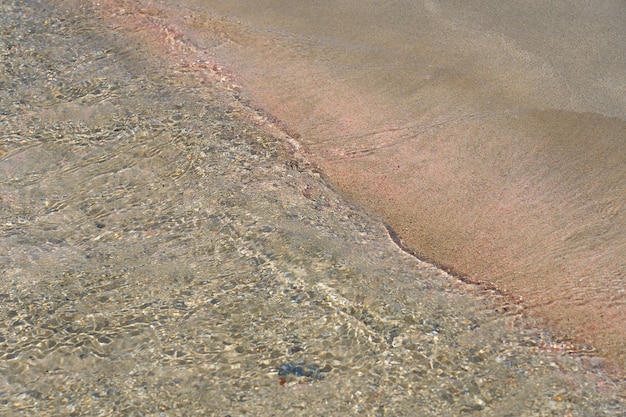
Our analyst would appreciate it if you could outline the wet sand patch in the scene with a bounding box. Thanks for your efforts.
[1,1,625,415]
[104,0,626,373]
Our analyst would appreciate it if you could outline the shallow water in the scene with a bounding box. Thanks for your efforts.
[124,0,626,370]
[0,1,625,416]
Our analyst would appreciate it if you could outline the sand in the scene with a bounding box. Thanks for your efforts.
[2,1,626,414]
[60,0,626,373]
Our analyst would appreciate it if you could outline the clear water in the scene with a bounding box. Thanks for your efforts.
[0,1,624,416]
[163,0,626,367]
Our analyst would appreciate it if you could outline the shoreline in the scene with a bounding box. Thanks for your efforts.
[70,0,626,376]
[1,1,626,414]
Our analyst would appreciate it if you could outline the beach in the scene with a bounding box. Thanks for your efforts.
[126,0,626,371]
[0,0,625,415]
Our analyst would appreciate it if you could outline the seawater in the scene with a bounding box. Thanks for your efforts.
[140,0,626,369]
[0,1,624,416]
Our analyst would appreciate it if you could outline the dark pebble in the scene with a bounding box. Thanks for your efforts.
[277,362,323,379]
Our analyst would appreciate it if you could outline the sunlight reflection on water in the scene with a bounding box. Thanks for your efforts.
[0,1,624,415]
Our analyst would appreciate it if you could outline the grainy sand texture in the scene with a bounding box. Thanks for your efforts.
[68,0,626,372]
[1,1,626,414]
[139,0,626,373]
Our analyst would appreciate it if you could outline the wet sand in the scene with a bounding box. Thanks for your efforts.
[2,0,626,414]
[93,0,626,372]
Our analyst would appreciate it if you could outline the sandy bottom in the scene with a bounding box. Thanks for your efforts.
[324,110,626,374]
[2,1,626,415]
[94,0,626,373]
[51,0,626,375]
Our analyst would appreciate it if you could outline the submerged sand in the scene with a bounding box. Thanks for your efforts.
[90,0,626,372]
[1,0,626,414]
